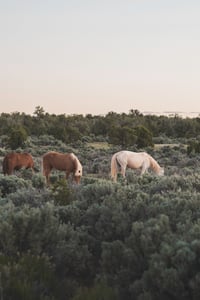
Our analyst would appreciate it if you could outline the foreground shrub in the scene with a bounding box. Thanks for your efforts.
[0,175,31,197]
[51,179,77,205]
[31,173,46,189]
[0,253,57,300]
[72,281,119,300]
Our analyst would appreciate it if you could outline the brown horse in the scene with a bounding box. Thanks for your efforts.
[42,151,82,185]
[2,152,34,175]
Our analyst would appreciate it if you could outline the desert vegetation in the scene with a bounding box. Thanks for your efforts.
[0,108,200,299]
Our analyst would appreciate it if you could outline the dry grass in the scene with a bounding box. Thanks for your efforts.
[86,142,111,150]
[154,143,187,149]
[87,142,187,150]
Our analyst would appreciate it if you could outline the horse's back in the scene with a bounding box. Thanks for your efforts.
[118,151,150,169]
[42,151,74,171]
[3,152,34,174]
[43,151,68,161]
[15,153,34,167]
[20,153,34,165]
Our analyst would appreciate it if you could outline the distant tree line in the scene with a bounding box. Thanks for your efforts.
[1,107,200,150]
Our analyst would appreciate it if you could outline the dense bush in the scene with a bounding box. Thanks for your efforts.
[7,126,28,149]
[0,175,31,197]
[0,130,200,299]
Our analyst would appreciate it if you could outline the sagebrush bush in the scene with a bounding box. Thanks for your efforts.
[1,133,200,299]
[0,175,31,197]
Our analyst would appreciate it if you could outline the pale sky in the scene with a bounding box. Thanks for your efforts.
[1,0,200,116]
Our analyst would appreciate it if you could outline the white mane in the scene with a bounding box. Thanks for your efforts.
[70,153,82,176]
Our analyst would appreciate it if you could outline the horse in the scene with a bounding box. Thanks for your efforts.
[42,151,82,185]
[2,152,34,175]
[110,150,164,182]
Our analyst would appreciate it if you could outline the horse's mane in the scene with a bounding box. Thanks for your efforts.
[70,153,82,176]
[148,154,161,172]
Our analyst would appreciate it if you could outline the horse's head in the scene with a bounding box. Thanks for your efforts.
[158,167,164,176]
[74,174,82,184]
[71,153,82,184]
[74,166,82,184]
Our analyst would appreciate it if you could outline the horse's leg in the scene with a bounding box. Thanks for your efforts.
[120,165,127,179]
[9,167,13,175]
[31,166,35,174]
[140,162,148,175]
[114,174,118,182]
[46,171,50,185]
[27,165,34,174]
[43,168,51,185]
[7,163,13,175]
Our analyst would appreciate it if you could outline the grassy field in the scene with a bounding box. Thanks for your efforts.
[154,143,187,149]
[87,142,187,150]
[86,142,111,149]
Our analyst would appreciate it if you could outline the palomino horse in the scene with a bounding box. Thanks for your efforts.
[110,150,164,182]
[2,152,34,175]
[42,151,82,185]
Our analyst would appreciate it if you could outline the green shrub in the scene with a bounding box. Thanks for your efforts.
[7,126,28,149]
[0,253,57,300]
[51,179,76,206]
[31,174,46,189]
[0,175,31,197]
[72,281,118,300]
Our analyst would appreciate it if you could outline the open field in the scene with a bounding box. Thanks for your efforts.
[86,142,111,149]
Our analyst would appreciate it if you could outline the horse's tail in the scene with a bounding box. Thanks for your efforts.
[110,153,119,182]
[2,156,8,175]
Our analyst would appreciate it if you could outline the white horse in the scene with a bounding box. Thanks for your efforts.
[110,150,164,182]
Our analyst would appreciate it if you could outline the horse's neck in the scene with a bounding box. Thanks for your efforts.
[148,155,160,173]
